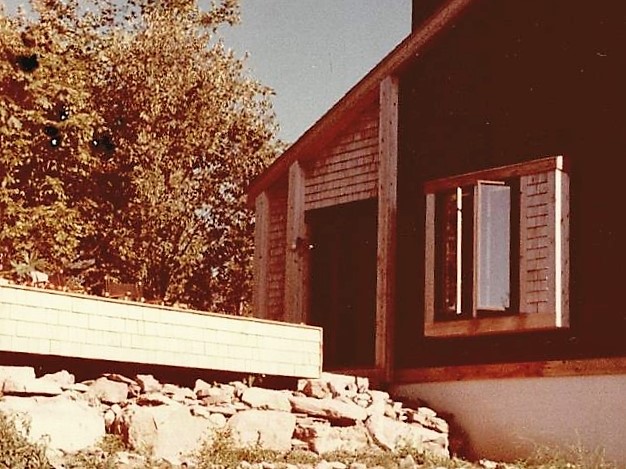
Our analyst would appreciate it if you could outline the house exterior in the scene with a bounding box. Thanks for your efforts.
[247,0,625,462]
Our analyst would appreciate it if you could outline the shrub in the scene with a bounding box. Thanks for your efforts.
[0,410,49,469]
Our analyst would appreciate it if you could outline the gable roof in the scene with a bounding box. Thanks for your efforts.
[246,0,475,203]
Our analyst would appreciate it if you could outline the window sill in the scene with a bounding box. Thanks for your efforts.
[424,312,568,338]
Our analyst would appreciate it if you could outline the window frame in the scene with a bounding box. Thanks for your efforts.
[424,156,569,337]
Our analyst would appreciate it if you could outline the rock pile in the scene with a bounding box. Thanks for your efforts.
[0,365,449,467]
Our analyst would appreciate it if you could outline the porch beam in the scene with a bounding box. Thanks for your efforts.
[252,191,270,319]
[284,161,308,324]
[377,75,399,382]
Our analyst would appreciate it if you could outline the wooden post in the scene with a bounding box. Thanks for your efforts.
[252,191,270,319]
[284,161,308,324]
[377,75,399,382]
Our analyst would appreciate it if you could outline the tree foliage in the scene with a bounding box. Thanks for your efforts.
[0,0,280,313]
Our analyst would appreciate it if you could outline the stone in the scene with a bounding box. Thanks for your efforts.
[87,377,129,404]
[2,377,63,396]
[366,400,387,418]
[0,394,105,453]
[300,378,332,399]
[161,383,195,402]
[408,408,449,434]
[112,404,158,453]
[321,372,358,398]
[190,405,227,426]
[194,378,213,396]
[356,376,369,393]
[329,463,347,469]
[103,373,137,386]
[349,463,368,469]
[241,387,291,412]
[136,392,175,406]
[63,383,89,392]
[227,409,296,452]
[151,404,224,465]
[40,370,75,387]
[295,419,371,454]
[289,395,367,423]
[369,390,390,403]
[202,404,238,416]
[0,366,35,386]
[400,455,418,469]
[136,374,162,393]
[113,403,225,465]
[365,414,449,458]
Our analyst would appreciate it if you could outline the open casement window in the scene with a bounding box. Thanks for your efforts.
[424,156,569,337]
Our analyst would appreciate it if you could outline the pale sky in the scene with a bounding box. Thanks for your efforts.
[221,0,412,142]
[1,0,412,143]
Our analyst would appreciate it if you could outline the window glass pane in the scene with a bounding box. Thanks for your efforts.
[436,190,459,316]
[477,183,511,311]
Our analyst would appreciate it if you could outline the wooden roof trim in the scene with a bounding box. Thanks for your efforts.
[246,0,476,203]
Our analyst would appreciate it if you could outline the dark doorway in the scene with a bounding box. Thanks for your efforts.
[307,199,377,369]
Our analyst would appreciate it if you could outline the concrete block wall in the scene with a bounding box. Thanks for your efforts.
[0,285,322,378]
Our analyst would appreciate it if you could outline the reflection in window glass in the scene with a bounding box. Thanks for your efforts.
[439,190,460,315]
[477,183,511,311]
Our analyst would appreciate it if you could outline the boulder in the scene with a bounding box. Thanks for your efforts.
[86,377,128,404]
[162,383,195,402]
[295,419,371,454]
[113,402,225,464]
[227,409,296,453]
[112,404,158,453]
[320,373,358,398]
[289,395,367,423]
[365,414,449,458]
[40,370,75,387]
[299,378,332,399]
[0,395,105,453]
[136,374,162,393]
[152,404,226,465]
[136,392,176,407]
[0,366,35,386]
[2,377,63,396]
[407,407,449,434]
[241,387,291,412]
[195,380,233,404]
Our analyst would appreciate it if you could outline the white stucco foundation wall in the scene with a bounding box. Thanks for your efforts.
[392,374,626,465]
[0,285,322,378]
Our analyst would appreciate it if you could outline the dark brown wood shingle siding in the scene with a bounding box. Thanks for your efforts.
[304,107,380,210]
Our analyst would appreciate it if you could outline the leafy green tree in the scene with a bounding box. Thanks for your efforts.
[0,0,280,313]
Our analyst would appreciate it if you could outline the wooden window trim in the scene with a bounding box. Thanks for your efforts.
[424,155,569,338]
[424,311,559,337]
[423,155,564,194]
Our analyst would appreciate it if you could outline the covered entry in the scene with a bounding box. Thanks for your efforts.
[307,200,377,369]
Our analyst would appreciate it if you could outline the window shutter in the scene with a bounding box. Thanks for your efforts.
[518,165,569,326]
[519,171,553,313]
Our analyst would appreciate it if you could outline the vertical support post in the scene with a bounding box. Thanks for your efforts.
[285,161,308,324]
[377,75,399,382]
[252,191,270,319]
